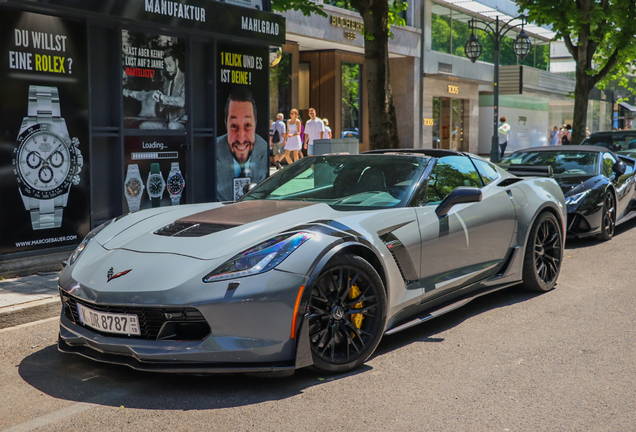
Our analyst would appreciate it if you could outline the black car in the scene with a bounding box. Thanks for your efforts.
[499,146,636,240]
[582,130,636,159]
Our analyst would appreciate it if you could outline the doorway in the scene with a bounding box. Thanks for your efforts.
[433,97,466,151]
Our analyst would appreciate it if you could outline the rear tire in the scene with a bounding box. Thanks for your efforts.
[596,191,616,241]
[522,212,563,292]
[308,254,387,373]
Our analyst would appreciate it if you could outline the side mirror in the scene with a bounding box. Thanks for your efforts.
[242,183,258,195]
[613,161,626,176]
[435,186,482,218]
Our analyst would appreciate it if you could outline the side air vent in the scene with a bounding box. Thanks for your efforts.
[154,222,237,237]
[379,232,418,284]
[497,178,523,187]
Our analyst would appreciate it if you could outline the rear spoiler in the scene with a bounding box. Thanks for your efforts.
[507,164,553,178]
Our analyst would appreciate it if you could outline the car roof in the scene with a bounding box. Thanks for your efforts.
[589,130,636,136]
[363,148,464,158]
[512,145,606,153]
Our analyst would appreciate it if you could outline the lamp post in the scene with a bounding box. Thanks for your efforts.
[464,16,532,162]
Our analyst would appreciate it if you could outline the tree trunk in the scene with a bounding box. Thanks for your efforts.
[571,52,594,145]
[354,0,400,149]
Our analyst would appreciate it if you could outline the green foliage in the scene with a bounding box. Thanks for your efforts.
[271,0,327,17]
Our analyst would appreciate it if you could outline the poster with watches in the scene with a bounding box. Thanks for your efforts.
[216,43,269,201]
[122,29,187,130]
[123,136,187,211]
[0,9,90,255]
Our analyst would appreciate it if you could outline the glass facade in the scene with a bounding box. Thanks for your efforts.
[342,62,362,141]
[269,52,292,122]
[430,2,549,70]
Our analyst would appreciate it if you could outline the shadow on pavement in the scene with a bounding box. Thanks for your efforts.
[18,286,543,411]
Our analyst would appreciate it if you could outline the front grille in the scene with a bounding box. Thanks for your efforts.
[61,291,210,341]
[154,222,237,237]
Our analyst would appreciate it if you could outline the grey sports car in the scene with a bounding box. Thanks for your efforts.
[58,150,566,375]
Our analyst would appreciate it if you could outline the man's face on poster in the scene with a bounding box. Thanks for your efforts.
[164,56,178,78]
[227,100,256,163]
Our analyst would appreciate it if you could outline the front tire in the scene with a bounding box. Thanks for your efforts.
[522,212,563,292]
[308,254,387,373]
[597,191,616,241]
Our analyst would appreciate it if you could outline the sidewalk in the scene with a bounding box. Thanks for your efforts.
[0,272,60,329]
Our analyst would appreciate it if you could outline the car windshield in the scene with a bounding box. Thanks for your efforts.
[241,155,429,210]
[499,151,599,177]
[583,133,636,152]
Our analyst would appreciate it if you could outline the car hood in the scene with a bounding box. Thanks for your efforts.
[95,200,348,260]
[554,175,600,195]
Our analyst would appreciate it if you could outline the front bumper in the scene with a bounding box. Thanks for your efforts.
[566,206,603,238]
[58,269,309,374]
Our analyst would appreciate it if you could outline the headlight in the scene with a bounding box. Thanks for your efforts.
[203,232,312,283]
[564,190,589,206]
[69,220,113,265]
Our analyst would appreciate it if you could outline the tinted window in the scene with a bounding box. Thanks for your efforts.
[601,152,617,177]
[426,156,482,204]
[499,151,599,177]
[472,159,500,185]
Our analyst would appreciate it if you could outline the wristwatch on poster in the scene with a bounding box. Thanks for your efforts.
[166,162,185,205]
[146,162,165,208]
[12,86,83,230]
[124,164,144,212]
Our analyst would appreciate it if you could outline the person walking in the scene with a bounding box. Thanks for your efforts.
[550,126,560,146]
[497,116,511,159]
[323,118,333,139]
[283,109,302,165]
[304,108,325,156]
[270,113,286,170]
[561,124,572,145]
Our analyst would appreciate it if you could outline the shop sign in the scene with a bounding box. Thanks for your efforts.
[216,43,270,202]
[0,9,90,254]
[331,16,364,32]
[447,85,459,95]
[13,0,285,45]
[423,118,434,126]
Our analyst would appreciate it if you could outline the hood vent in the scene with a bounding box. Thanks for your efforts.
[154,222,238,237]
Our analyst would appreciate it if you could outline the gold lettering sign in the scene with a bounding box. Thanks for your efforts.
[448,85,459,95]
[423,118,434,126]
[345,30,356,40]
[330,15,364,33]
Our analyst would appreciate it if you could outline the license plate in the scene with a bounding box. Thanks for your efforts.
[77,303,141,336]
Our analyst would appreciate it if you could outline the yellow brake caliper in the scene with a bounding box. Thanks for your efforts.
[349,283,364,338]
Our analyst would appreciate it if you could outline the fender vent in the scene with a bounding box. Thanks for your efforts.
[154,222,238,237]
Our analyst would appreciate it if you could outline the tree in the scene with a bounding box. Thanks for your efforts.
[516,0,636,144]
[271,0,406,149]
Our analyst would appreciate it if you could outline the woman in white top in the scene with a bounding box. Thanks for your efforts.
[284,108,302,165]
[323,118,333,139]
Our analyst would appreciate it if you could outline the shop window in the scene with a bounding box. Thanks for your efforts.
[431,4,451,54]
[270,52,292,122]
[342,62,362,142]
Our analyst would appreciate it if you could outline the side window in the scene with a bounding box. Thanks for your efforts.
[472,159,500,185]
[426,156,483,204]
[601,152,617,178]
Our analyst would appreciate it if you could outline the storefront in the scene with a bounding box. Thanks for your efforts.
[0,0,285,264]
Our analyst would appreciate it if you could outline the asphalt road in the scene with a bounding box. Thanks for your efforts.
[1,219,636,432]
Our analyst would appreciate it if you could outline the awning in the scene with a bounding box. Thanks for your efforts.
[619,101,636,112]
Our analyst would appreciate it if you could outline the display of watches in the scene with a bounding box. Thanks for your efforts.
[146,162,165,208]
[12,85,83,230]
[166,162,185,205]
[124,164,145,212]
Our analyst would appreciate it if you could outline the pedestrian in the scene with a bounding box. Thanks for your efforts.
[323,118,333,139]
[550,126,560,146]
[270,113,286,170]
[304,108,325,156]
[497,116,510,159]
[283,108,302,165]
[561,125,572,145]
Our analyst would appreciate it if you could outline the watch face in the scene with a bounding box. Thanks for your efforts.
[13,124,76,199]
[148,174,164,196]
[167,173,184,195]
[125,178,143,198]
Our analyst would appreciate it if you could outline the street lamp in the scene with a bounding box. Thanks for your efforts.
[464,16,531,162]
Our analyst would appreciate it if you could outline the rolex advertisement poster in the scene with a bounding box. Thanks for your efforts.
[0,9,89,255]
[123,136,187,211]
[216,43,270,201]
[122,29,187,130]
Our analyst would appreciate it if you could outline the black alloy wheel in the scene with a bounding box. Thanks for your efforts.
[308,254,387,373]
[597,191,616,241]
[522,212,563,292]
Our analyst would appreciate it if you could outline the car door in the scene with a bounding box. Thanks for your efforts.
[413,156,516,301]
[602,152,634,220]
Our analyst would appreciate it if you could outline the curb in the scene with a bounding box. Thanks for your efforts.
[0,296,60,330]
